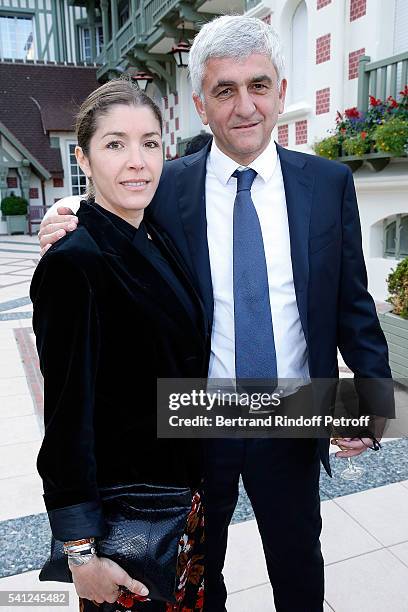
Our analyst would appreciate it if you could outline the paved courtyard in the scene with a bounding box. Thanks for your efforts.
[0,236,408,611]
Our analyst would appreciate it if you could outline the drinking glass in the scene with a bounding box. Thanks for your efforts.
[332,433,365,481]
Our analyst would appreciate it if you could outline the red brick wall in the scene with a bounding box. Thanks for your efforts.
[295,120,308,145]
[316,87,330,115]
[350,0,366,21]
[348,48,365,80]
[278,124,289,147]
[317,0,331,9]
[316,34,331,64]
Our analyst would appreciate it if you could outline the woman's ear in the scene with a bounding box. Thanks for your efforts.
[75,146,92,178]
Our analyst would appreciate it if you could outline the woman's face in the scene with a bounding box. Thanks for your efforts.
[76,103,163,225]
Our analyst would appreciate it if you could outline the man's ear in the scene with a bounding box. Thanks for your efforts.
[193,93,208,126]
[278,79,287,115]
[75,146,92,178]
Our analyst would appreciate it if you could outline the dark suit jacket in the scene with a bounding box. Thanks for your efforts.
[30,202,208,540]
[146,142,393,475]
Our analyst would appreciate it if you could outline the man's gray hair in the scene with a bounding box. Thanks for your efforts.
[188,15,286,98]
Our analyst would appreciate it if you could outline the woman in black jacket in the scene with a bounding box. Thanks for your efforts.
[30,79,207,612]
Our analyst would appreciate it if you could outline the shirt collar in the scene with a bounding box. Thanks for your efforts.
[208,137,278,185]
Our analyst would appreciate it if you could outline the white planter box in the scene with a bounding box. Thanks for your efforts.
[6,215,27,235]
[379,312,408,385]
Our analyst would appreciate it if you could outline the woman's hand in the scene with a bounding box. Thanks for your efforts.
[69,555,149,604]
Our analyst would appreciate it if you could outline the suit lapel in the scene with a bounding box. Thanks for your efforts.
[176,145,214,326]
[277,144,314,343]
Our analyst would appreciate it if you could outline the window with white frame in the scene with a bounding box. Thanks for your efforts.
[0,14,35,60]
[68,143,87,196]
[384,214,408,259]
[80,24,103,62]
[290,1,307,104]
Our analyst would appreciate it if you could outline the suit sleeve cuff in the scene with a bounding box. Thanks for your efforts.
[46,500,107,541]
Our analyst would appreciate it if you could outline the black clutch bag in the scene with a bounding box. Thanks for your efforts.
[39,483,193,603]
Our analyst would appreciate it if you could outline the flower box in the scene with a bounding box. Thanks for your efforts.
[314,87,408,170]
[338,152,405,172]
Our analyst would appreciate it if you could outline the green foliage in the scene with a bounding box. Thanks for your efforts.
[0,194,28,216]
[313,136,341,160]
[342,134,371,156]
[314,85,408,160]
[387,258,408,319]
[372,118,408,156]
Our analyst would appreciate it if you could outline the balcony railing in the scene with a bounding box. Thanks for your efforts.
[96,5,142,78]
[144,0,180,32]
[358,51,408,112]
[95,0,245,79]
[97,0,184,72]
[116,20,137,55]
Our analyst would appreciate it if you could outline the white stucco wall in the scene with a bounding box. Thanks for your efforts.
[354,159,408,301]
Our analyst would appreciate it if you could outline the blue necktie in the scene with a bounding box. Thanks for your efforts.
[232,168,277,385]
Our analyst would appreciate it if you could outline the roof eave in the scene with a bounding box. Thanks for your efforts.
[0,121,52,181]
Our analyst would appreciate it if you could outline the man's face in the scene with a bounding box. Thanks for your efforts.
[193,54,287,166]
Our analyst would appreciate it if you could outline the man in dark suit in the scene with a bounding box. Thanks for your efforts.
[39,15,392,612]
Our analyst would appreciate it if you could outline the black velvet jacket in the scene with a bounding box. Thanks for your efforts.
[30,201,209,541]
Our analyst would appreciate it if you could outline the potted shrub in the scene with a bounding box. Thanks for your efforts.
[0,194,28,235]
[388,258,408,318]
[378,258,408,383]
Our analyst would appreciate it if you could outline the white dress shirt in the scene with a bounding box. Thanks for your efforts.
[206,138,310,385]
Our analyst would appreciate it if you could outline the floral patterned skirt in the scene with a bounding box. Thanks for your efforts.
[79,490,204,612]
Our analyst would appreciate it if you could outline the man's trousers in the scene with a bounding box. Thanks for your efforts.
[203,438,324,612]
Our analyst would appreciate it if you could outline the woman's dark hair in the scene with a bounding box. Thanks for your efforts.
[75,77,163,197]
